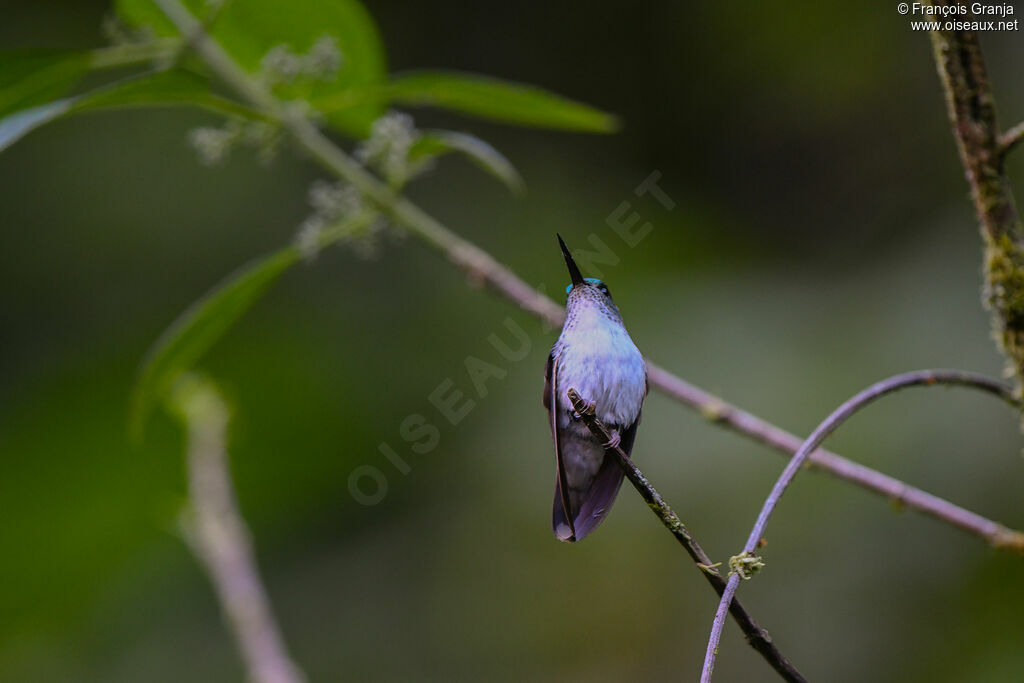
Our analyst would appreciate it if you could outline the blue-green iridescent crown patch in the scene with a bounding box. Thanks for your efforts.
[566,278,602,293]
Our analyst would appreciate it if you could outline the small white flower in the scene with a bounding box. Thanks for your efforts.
[187,121,240,166]
[260,36,344,88]
[260,44,302,85]
[308,180,361,219]
[304,36,344,81]
[295,215,325,261]
[295,180,369,260]
[356,111,420,186]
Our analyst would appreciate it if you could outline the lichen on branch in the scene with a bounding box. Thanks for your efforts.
[928,4,1024,393]
[986,234,1024,389]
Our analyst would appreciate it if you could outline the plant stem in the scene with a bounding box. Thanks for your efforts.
[699,370,1018,682]
[170,375,304,683]
[151,0,1024,554]
[565,388,806,683]
[87,39,178,70]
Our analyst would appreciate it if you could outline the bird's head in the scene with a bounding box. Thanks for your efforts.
[557,234,621,318]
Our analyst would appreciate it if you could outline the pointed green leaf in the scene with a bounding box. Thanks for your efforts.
[0,69,260,154]
[0,50,89,117]
[131,209,376,439]
[74,68,259,117]
[0,99,73,152]
[131,247,301,439]
[317,70,620,133]
[411,130,524,194]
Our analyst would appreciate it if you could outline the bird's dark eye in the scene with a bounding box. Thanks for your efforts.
[598,284,610,296]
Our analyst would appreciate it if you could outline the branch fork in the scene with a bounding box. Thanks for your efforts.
[699,369,1019,682]
[566,386,806,683]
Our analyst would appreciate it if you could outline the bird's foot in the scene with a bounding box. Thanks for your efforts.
[603,429,621,450]
[570,400,597,420]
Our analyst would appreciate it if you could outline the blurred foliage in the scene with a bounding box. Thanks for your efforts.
[115,0,387,134]
[2,1,1024,682]
[130,246,300,438]
[0,0,616,434]
[335,70,620,132]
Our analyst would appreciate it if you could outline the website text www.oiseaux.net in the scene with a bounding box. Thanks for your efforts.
[897,2,1019,31]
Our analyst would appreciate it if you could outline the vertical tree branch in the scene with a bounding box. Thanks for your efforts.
[699,370,1018,682]
[929,2,1024,392]
[171,375,304,683]
[565,388,806,683]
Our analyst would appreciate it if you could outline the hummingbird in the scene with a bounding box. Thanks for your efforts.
[543,234,647,542]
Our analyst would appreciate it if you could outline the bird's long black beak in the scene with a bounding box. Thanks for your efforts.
[557,234,585,287]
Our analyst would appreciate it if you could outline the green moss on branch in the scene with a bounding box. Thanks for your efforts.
[929,4,1024,393]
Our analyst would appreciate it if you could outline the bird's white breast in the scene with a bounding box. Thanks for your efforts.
[555,308,646,428]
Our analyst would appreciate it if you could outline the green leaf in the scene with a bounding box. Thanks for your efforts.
[130,208,376,439]
[115,0,179,37]
[75,68,258,117]
[317,70,620,133]
[117,0,387,136]
[0,69,259,154]
[131,247,302,439]
[0,50,90,118]
[411,130,524,194]
[0,99,73,152]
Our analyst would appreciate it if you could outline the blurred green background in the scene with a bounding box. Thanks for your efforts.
[3,1,1024,681]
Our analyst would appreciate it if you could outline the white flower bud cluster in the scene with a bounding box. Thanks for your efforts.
[295,180,365,261]
[260,35,344,87]
[294,216,326,261]
[309,179,362,218]
[355,111,428,187]
[305,36,344,78]
[186,119,281,166]
[187,121,242,166]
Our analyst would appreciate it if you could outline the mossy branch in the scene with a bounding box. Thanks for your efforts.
[565,387,806,683]
[928,3,1024,393]
[699,370,1019,682]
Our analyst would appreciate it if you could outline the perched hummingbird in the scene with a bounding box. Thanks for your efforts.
[543,235,647,542]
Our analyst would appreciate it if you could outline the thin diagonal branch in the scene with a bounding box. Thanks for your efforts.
[699,370,1018,682]
[1001,121,1024,158]
[565,388,806,683]
[171,375,304,683]
[647,366,1024,551]
[151,0,1024,554]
